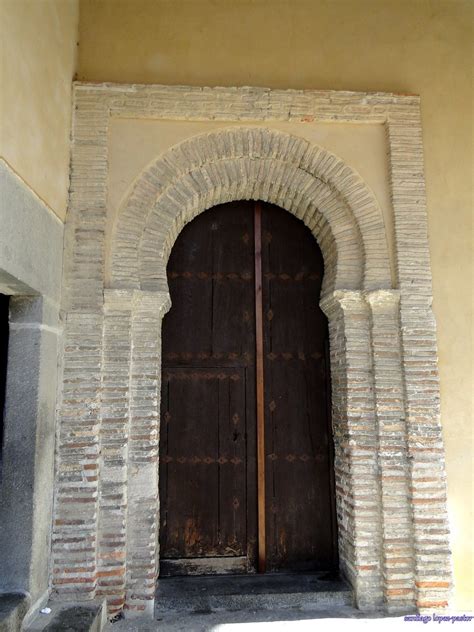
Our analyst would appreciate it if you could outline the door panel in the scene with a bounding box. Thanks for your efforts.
[162,202,255,362]
[160,368,247,558]
[160,201,257,575]
[261,205,336,572]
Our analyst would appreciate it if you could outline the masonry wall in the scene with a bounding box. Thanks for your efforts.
[77,0,473,609]
[57,87,450,616]
[0,0,78,615]
[0,0,79,219]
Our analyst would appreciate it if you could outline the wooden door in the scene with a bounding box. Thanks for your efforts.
[159,201,336,576]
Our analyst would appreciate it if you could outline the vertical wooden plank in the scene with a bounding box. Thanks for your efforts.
[217,372,247,556]
[254,201,266,573]
[211,203,255,357]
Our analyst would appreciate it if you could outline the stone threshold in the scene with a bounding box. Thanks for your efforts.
[155,572,353,615]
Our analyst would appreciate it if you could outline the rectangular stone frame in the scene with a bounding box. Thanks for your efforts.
[52,84,452,618]
[0,159,64,623]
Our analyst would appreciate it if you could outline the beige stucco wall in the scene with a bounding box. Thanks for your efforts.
[0,0,79,219]
[77,0,473,609]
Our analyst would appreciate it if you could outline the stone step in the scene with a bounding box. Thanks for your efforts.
[0,594,29,632]
[155,572,353,615]
[24,601,107,632]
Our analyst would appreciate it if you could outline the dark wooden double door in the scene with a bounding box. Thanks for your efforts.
[159,201,337,576]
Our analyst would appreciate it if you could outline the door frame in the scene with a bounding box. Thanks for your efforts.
[53,85,452,619]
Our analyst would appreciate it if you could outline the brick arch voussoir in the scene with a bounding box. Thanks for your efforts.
[111,127,391,292]
[138,157,363,295]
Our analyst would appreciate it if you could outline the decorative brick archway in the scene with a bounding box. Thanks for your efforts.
[52,84,452,619]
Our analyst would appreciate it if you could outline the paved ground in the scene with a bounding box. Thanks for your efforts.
[106,607,409,631]
[24,573,474,631]
[104,574,474,631]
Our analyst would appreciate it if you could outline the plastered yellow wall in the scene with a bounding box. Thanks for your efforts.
[0,0,79,219]
[77,0,473,609]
